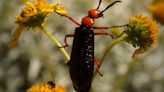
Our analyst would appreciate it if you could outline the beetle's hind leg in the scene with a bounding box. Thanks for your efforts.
[94,57,103,76]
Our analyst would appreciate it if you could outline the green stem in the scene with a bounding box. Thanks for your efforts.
[40,26,70,63]
[100,35,128,67]
[112,59,136,92]
[93,34,128,80]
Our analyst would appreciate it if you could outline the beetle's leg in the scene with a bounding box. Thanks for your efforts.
[92,24,128,30]
[58,14,81,26]
[94,32,115,39]
[59,34,74,48]
[94,57,103,76]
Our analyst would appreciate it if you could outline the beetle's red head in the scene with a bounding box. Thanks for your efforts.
[81,0,121,27]
[88,9,103,19]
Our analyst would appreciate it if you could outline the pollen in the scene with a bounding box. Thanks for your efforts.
[27,83,52,92]
[125,14,158,58]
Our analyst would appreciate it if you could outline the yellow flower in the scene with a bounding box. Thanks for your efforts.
[15,0,66,27]
[27,81,67,92]
[8,0,67,48]
[125,14,158,58]
[52,84,67,92]
[149,1,164,23]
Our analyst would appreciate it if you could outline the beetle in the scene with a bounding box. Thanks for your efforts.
[47,81,56,88]
[58,0,123,92]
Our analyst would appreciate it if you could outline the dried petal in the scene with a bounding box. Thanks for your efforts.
[8,25,26,48]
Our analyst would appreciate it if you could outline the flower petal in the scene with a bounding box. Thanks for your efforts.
[8,25,26,48]
[54,3,67,14]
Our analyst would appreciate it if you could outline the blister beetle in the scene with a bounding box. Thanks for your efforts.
[58,0,123,92]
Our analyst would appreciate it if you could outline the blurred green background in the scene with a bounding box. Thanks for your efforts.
[0,0,164,92]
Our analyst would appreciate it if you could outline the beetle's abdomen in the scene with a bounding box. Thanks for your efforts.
[69,26,94,92]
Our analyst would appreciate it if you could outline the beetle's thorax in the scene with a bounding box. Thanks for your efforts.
[81,9,103,27]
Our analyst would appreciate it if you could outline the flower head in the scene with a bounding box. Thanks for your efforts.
[27,81,67,92]
[149,1,164,23]
[15,0,67,27]
[125,14,158,58]
[8,0,67,48]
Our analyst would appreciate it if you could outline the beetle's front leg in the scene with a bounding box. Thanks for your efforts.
[58,14,81,26]
[59,34,74,48]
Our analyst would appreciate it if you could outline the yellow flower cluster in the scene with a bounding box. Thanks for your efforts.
[125,14,158,58]
[27,82,66,92]
[8,0,67,48]
[15,0,67,27]
[149,1,164,23]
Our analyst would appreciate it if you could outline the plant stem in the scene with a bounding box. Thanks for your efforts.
[100,35,128,67]
[40,25,70,63]
[112,59,136,92]
[93,34,128,80]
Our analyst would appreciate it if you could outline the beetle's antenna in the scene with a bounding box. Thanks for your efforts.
[96,0,102,9]
[99,0,121,15]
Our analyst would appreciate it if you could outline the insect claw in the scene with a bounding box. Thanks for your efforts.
[95,65,103,76]
[105,32,115,39]
[116,31,126,38]
[96,68,103,76]
[109,33,115,39]
[99,72,103,76]
[58,45,69,48]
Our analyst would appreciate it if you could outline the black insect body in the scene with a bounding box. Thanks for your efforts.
[69,26,94,92]
[59,0,122,92]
